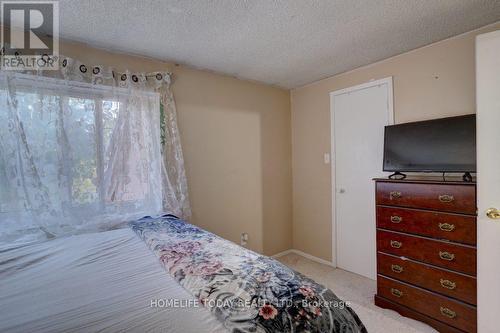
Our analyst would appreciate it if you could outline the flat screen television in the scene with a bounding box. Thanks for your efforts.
[383,114,476,173]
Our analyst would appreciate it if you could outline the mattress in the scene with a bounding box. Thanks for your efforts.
[0,228,226,333]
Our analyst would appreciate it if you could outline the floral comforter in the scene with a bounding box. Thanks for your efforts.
[130,215,367,333]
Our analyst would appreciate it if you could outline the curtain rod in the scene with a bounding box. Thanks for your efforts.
[0,72,160,98]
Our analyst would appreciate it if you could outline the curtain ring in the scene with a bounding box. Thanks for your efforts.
[79,65,87,73]
[121,74,127,81]
[93,66,100,75]
[155,73,163,80]
[132,74,138,82]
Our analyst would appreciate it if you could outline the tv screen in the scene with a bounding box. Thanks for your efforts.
[383,114,476,172]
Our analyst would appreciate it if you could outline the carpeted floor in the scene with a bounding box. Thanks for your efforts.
[277,253,437,333]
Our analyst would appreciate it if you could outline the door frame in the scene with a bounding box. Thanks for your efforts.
[329,77,394,269]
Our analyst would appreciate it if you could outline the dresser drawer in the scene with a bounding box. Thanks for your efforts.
[378,276,476,332]
[377,206,476,245]
[376,181,476,214]
[377,230,476,275]
[377,253,476,305]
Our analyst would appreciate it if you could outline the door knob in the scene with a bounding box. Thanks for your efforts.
[486,208,500,219]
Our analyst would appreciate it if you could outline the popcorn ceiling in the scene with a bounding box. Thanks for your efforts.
[58,0,500,88]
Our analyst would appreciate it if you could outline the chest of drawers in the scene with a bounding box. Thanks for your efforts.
[374,178,477,333]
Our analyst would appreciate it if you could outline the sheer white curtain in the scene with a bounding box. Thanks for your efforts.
[0,62,189,246]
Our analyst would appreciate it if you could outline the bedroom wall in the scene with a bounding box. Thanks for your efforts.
[59,40,292,256]
[291,21,500,262]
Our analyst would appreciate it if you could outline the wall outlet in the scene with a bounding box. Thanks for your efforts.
[240,233,249,246]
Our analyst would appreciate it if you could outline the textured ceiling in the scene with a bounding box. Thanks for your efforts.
[57,0,500,88]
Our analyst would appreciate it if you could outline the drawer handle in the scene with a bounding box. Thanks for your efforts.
[438,194,455,203]
[438,222,455,232]
[390,215,402,223]
[390,191,402,199]
[440,279,457,290]
[440,306,457,319]
[391,264,404,273]
[390,240,402,249]
[390,288,403,298]
[439,251,455,261]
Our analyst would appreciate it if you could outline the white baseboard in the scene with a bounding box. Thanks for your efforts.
[271,249,295,258]
[272,249,335,267]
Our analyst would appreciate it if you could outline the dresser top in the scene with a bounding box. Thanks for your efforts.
[373,177,476,185]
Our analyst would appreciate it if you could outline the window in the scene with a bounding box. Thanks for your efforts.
[0,73,163,243]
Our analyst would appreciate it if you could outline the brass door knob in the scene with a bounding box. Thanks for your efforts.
[486,208,500,219]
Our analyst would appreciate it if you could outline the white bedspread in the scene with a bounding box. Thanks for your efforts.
[0,228,226,333]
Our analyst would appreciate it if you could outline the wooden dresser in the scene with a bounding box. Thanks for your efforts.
[374,178,477,333]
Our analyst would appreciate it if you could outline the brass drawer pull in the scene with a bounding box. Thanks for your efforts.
[438,194,454,203]
[390,288,403,298]
[440,306,457,319]
[390,215,402,223]
[438,223,455,232]
[440,279,457,290]
[390,240,402,249]
[439,251,455,261]
[391,264,403,273]
[390,191,402,200]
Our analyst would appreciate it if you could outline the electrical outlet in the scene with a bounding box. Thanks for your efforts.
[240,233,249,246]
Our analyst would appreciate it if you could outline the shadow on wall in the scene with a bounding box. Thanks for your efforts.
[171,66,292,256]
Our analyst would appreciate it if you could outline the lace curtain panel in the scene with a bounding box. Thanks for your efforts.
[0,61,190,246]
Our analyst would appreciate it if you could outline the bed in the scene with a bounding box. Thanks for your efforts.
[0,215,366,333]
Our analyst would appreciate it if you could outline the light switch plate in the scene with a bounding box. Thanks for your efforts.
[324,153,330,164]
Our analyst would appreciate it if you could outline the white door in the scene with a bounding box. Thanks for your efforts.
[476,30,500,333]
[331,78,393,280]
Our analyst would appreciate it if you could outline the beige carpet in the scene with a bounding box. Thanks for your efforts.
[277,253,437,333]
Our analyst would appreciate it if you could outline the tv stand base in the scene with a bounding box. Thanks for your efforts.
[388,172,407,180]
